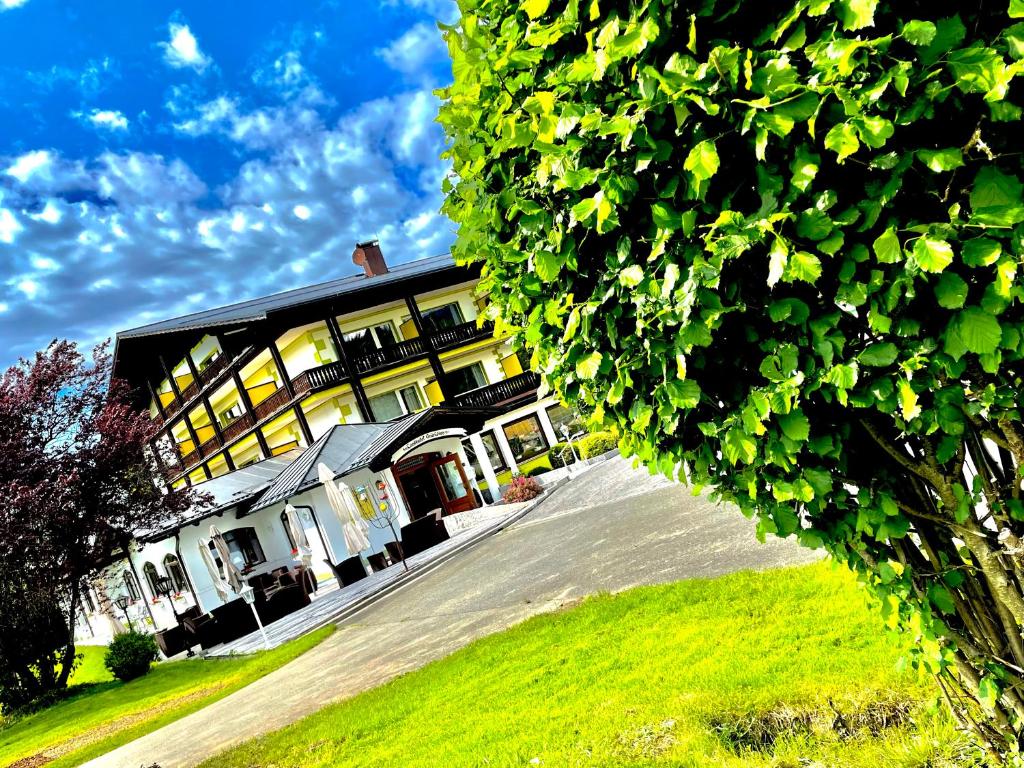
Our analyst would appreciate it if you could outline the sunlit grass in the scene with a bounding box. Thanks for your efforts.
[203,563,977,768]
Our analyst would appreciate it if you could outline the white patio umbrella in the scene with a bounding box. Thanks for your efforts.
[209,525,244,594]
[198,537,231,603]
[318,462,370,556]
[284,503,313,569]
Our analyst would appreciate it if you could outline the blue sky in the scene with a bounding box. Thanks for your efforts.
[0,0,458,364]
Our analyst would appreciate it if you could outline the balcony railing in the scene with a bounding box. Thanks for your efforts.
[221,412,254,444]
[431,320,494,351]
[199,435,222,459]
[352,338,426,374]
[292,361,347,395]
[450,372,541,410]
[197,353,230,387]
[253,386,290,421]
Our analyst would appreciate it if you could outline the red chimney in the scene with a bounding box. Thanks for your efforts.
[353,240,388,277]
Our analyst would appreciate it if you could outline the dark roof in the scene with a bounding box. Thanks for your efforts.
[249,407,493,513]
[117,254,458,340]
[249,422,396,513]
[135,450,301,542]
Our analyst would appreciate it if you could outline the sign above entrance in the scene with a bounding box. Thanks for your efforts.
[390,428,467,464]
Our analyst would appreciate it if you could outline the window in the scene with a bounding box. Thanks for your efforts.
[546,404,583,439]
[143,562,160,595]
[421,302,464,332]
[503,415,549,463]
[446,363,487,396]
[480,431,507,471]
[281,511,296,550]
[209,527,266,571]
[344,322,399,357]
[163,554,187,592]
[370,385,424,421]
[197,351,220,372]
[123,571,140,601]
[218,402,244,427]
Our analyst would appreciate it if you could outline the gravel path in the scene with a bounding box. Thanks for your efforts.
[83,458,818,768]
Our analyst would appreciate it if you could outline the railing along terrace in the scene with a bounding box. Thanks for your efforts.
[221,412,254,443]
[352,337,426,374]
[253,386,290,421]
[430,321,494,351]
[197,353,230,386]
[292,361,347,395]
[450,371,541,409]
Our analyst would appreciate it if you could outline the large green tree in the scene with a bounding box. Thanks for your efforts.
[439,0,1024,758]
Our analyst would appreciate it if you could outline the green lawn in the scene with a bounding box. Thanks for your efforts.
[0,625,335,768]
[67,645,113,686]
[202,564,977,768]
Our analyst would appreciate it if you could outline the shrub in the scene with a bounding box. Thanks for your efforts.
[104,631,158,682]
[439,0,1024,755]
[577,432,619,460]
[502,474,544,503]
[548,442,577,468]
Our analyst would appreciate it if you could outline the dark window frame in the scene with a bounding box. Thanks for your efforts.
[502,415,549,464]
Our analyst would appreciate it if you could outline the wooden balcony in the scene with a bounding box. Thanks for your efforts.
[352,338,426,374]
[198,435,222,459]
[221,412,254,443]
[450,372,541,410]
[253,386,290,421]
[431,320,494,351]
[292,361,347,395]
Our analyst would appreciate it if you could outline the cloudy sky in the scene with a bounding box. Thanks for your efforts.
[0,0,458,365]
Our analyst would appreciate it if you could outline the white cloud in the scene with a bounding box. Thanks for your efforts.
[172,96,322,150]
[376,23,447,79]
[381,0,458,22]
[161,22,211,73]
[85,109,129,131]
[6,150,52,183]
[0,0,29,10]
[293,204,311,220]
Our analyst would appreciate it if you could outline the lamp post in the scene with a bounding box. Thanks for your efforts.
[113,595,134,632]
[155,575,179,623]
[238,585,271,651]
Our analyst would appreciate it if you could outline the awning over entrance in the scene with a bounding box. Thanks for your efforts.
[248,407,491,513]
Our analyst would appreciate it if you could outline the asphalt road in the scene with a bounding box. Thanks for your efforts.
[84,457,819,768]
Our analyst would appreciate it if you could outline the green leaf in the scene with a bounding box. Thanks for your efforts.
[575,352,603,379]
[934,272,969,309]
[970,167,1024,226]
[872,227,902,263]
[954,307,1002,354]
[683,139,720,181]
[824,123,860,163]
[1014,0,1024,18]
[619,264,644,288]
[665,379,701,408]
[523,0,551,20]
[902,19,937,45]
[723,428,757,465]
[571,196,599,225]
[651,202,680,230]
[859,342,898,367]
[785,251,822,283]
[911,237,954,273]
[917,148,964,172]
[898,378,921,421]
[962,237,1002,267]
[837,0,878,30]
[535,250,562,282]
[978,676,1001,710]
[778,410,810,442]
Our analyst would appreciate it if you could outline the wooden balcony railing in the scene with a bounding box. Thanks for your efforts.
[292,361,347,395]
[253,386,290,421]
[199,435,222,459]
[220,412,254,444]
[431,321,494,351]
[180,448,199,468]
[352,337,426,374]
[450,372,541,410]
[197,353,229,387]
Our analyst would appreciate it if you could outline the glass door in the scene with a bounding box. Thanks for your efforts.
[431,454,476,514]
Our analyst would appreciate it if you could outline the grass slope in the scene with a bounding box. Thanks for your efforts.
[0,626,334,768]
[67,646,112,687]
[204,564,977,768]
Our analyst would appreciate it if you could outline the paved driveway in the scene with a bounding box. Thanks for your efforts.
[86,457,819,768]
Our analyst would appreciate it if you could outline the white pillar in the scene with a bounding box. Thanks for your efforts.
[468,431,501,503]
[492,423,519,474]
[535,403,559,446]
[456,443,487,506]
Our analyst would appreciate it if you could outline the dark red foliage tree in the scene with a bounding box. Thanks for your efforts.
[0,340,200,709]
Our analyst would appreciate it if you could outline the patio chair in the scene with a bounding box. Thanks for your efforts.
[324,556,369,587]
[384,540,404,564]
[366,552,388,572]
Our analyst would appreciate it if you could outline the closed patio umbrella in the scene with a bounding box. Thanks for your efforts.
[318,462,370,556]
[209,525,244,594]
[284,503,313,569]
[198,538,231,603]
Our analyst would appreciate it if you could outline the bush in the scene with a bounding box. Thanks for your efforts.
[104,631,158,682]
[548,442,577,468]
[502,474,543,503]
[439,0,1024,755]
[577,432,618,460]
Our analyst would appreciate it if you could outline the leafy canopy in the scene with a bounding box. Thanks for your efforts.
[440,0,1024,751]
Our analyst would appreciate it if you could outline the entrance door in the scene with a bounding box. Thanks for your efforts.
[397,461,445,520]
[431,454,476,515]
